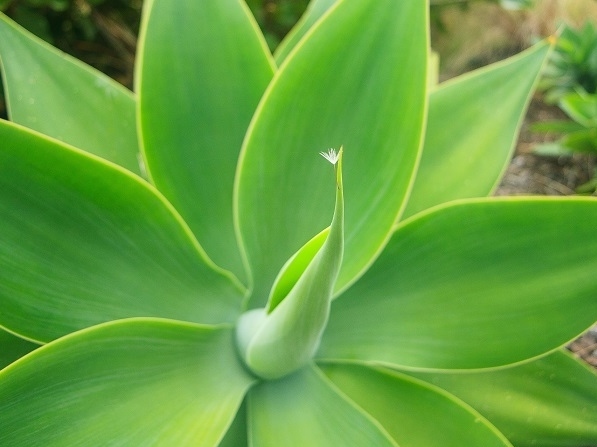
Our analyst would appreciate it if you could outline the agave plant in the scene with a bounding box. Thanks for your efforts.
[1,1,597,446]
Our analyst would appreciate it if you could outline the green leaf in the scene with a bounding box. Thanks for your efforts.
[403,41,551,218]
[321,363,512,447]
[0,327,39,369]
[218,400,248,447]
[0,12,141,175]
[530,119,586,134]
[137,0,274,282]
[237,0,428,308]
[248,365,398,446]
[318,198,597,370]
[560,91,597,127]
[407,350,597,447]
[239,151,344,379]
[266,227,328,311]
[0,319,254,447]
[0,120,244,343]
[273,0,338,65]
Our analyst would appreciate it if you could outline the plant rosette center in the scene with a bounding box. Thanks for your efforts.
[236,148,344,380]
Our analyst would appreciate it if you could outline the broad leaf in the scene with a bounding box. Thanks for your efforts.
[0,319,254,446]
[137,0,275,282]
[408,350,597,447]
[273,0,338,65]
[248,365,398,446]
[237,0,428,307]
[318,198,597,370]
[0,327,38,369]
[0,12,141,175]
[0,120,244,343]
[403,40,551,218]
[321,363,512,447]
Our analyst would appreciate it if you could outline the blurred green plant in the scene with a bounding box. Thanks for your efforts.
[534,23,597,192]
[1,1,597,446]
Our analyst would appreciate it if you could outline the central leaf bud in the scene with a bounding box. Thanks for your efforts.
[235,148,344,379]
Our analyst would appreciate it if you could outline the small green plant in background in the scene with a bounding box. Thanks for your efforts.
[1,0,597,446]
[533,23,597,191]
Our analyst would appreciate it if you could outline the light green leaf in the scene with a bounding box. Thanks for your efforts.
[321,363,512,447]
[403,41,551,219]
[408,350,597,447]
[0,327,39,370]
[237,0,428,308]
[318,198,597,370]
[273,0,338,65]
[248,365,398,446]
[0,120,244,343]
[0,12,141,175]
[266,227,329,312]
[239,152,344,379]
[137,0,274,282]
[0,319,254,447]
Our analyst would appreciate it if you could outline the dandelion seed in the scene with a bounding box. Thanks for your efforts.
[319,148,340,165]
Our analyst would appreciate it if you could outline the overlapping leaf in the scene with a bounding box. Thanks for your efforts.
[0,120,244,343]
[0,319,254,446]
[137,0,275,282]
[408,350,597,447]
[0,328,38,370]
[237,0,428,307]
[322,363,512,447]
[403,41,551,218]
[248,366,398,446]
[319,198,597,370]
[0,13,141,175]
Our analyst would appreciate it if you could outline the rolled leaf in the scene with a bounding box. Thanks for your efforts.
[266,227,328,311]
[403,40,551,218]
[318,198,597,370]
[237,0,428,308]
[0,120,244,343]
[0,12,141,175]
[0,319,254,447]
[407,350,597,447]
[321,363,512,447]
[137,0,275,281]
[248,365,398,446]
[240,151,344,379]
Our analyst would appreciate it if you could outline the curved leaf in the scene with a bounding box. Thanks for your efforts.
[137,0,275,281]
[248,365,398,446]
[321,363,512,447]
[240,153,344,379]
[319,198,597,370]
[408,350,597,447]
[0,319,254,447]
[0,12,141,175]
[0,120,244,343]
[266,227,328,311]
[0,327,39,370]
[403,40,551,219]
[273,0,338,65]
[237,0,428,308]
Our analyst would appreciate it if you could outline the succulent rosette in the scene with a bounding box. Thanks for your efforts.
[1,1,597,446]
